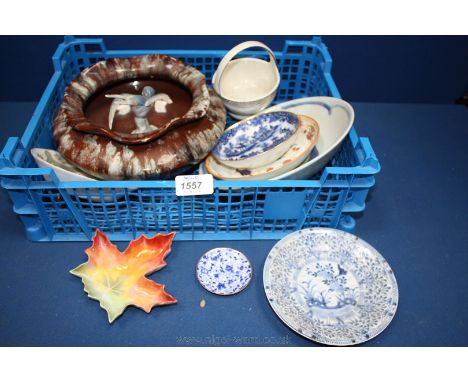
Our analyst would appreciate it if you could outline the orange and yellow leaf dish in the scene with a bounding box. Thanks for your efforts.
[70,229,177,323]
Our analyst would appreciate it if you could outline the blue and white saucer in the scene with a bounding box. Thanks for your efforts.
[196,248,253,295]
[263,228,398,346]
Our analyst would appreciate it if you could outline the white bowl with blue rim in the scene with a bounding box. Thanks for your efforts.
[211,111,300,169]
[263,97,355,180]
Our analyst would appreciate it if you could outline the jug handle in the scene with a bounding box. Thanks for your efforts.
[213,41,278,95]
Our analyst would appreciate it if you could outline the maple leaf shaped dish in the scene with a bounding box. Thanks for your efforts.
[71,229,177,323]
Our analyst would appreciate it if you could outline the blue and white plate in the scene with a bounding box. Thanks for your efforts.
[212,111,300,169]
[196,248,253,295]
[263,228,398,346]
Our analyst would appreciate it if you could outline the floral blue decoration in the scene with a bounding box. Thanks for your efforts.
[263,228,398,346]
[196,248,253,295]
[212,111,299,161]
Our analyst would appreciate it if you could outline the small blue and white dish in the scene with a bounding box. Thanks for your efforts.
[212,111,300,169]
[196,248,253,295]
[263,228,398,346]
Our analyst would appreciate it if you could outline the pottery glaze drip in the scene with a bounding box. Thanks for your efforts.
[63,55,211,144]
[52,55,227,180]
[54,89,226,180]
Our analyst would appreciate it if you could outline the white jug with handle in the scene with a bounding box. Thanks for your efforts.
[212,41,280,120]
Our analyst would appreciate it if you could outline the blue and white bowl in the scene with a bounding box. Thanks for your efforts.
[212,111,300,169]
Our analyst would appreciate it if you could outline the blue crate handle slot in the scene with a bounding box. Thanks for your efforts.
[359,137,380,171]
[53,37,107,72]
[0,137,20,167]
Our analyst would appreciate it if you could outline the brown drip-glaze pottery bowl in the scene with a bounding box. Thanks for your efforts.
[52,55,226,180]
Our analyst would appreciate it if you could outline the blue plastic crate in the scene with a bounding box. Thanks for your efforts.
[0,36,380,242]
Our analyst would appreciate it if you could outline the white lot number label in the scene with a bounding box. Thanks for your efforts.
[175,174,214,196]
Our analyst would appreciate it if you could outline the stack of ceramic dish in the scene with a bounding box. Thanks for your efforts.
[203,111,320,180]
[201,96,355,181]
